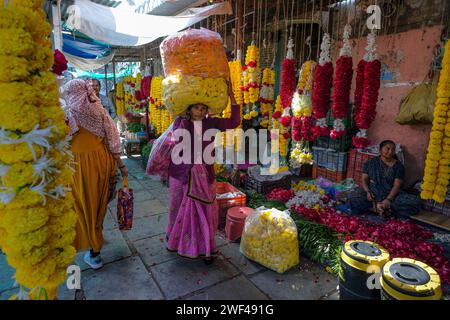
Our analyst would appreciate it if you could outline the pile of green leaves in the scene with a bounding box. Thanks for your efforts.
[290,213,343,275]
[127,123,145,133]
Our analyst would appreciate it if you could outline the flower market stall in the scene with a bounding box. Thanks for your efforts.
[1,0,450,302]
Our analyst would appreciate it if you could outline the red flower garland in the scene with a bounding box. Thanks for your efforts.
[280,115,292,127]
[353,60,381,148]
[330,56,353,139]
[312,62,333,137]
[280,58,296,109]
[299,116,315,141]
[51,49,68,76]
[353,60,366,125]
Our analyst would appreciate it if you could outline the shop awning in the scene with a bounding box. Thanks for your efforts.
[65,0,232,47]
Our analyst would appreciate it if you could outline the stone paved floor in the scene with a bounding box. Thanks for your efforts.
[0,157,339,300]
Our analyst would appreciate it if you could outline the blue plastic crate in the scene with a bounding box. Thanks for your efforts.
[312,147,347,172]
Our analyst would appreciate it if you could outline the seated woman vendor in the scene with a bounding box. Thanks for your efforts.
[348,140,421,218]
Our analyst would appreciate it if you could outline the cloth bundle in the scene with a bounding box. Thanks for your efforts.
[160,28,230,116]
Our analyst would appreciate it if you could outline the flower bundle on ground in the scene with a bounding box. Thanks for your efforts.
[0,0,77,300]
[421,40,450,203]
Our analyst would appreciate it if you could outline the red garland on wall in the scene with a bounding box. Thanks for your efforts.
[353,60,366,124]
[312,33,333,138]
[280,58,296,109]
[330,25,354,139]
[352,30,381,149]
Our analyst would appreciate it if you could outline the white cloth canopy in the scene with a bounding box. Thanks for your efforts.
[63,51,115,71]
[66,0,232,47]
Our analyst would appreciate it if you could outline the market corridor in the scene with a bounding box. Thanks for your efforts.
[0,157,338,300]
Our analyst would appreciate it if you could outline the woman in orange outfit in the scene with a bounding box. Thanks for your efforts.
[63,79,128,269]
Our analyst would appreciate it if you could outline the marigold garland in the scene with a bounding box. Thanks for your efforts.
[150,76,164,134]
[330,25,353,139]
[0,0,76,300]
[259,68,275,128]
[115,82,125,116]
[353,29,381,149]
[241,42,260,121]
[421,41,450,203]
[312,33,333,138]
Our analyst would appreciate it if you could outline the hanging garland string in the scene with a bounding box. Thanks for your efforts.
[330,24,353,139]
[352,29,381,149]
[312,33,333,138]
[421,40,450,203]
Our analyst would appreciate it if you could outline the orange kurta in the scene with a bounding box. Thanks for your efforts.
[71,127,116,252]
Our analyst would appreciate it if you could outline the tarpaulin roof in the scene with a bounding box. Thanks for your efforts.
[66,0,232,46]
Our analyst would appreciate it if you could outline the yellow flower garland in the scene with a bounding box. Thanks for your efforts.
[0,0,76,300]
[243,43,260,105]
[297,60,316,94]
[421,41,450,203]
[229,60,244,105]
[115,82,124,116]
[260,68,275,128]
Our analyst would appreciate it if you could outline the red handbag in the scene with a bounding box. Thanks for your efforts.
[117,177,134,230]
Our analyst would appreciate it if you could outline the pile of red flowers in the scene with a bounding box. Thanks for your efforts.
[266,188,295,203]
[312,62,333,137]
[292,205,450,285]
[280,58,296,109]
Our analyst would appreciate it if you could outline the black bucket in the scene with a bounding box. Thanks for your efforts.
[339,240,390,300]
[380,258,442,300]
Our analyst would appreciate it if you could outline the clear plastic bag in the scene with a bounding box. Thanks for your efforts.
[160,28,229,79]
[146,123,175,182]
[240,207,299,273]
[160,28,230,116]
[162,75,228,116]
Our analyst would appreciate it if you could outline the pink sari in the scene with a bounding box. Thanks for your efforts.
[166,164,219,258]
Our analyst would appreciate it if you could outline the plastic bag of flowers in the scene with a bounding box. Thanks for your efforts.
[160,28,230,116]
[240,207,299,273]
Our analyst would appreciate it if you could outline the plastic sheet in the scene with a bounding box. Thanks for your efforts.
[160,28,230,116]
[162,75,227,116]
[160,28,229,78]
[146,123,176,182]
[240,207,299,273]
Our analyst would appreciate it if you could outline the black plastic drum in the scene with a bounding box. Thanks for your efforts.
[339,240,389,300]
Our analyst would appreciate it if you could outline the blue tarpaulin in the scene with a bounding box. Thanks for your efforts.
[62,33,111,59]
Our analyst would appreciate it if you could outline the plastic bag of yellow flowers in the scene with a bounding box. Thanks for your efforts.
[160,28,230,116]
[240,207,299,273]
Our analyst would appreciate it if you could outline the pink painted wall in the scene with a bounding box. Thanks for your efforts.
[333,26,444,187]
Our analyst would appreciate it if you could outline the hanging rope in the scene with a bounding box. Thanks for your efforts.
[316,0,324,62]
[252,0,256,42]
[271,0,281,68]
[307,0,315,61]
[243,0,246,49]
[300,0,308,63]
[289,0,295,38]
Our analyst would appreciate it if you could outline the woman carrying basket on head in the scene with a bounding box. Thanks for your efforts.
[147,81,240,264]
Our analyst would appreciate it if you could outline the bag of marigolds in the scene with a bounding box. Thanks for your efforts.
[240,207,299,273]
[160,28,230,116]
